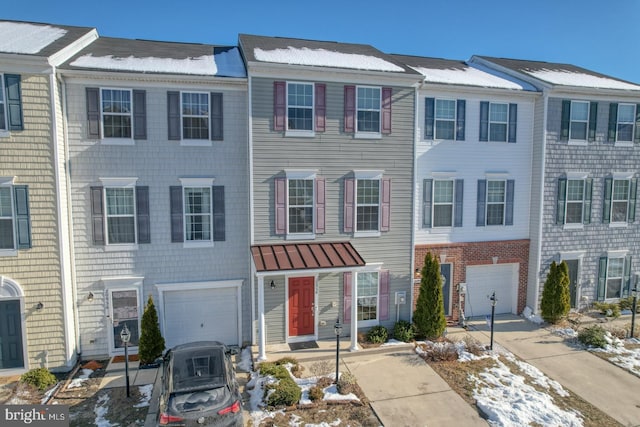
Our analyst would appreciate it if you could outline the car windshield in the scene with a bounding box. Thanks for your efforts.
[172,347,226,392]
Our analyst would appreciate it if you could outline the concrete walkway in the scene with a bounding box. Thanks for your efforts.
[100,359,159,389]
[458,314,640,427]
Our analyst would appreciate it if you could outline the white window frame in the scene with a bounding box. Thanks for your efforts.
[434,98,456,140]
[432,179,454,228]
[285,170,316,240]
[610,177,631,225]
[354,170,383,237]
[286,82,314,137]
[356,270,380,328]
[486,179,506,226]
[100,88,133,145]
[355,86,382,138]
[179,177,214,248]
[616,103,636,144]
[99,178,138,250]
[569,100,589,142]
[0,73,7,136]
[181,91,210,145]
[0,177,17,256]
[605,255,626,300]
[565,178,585,226]
[488,102,508,142]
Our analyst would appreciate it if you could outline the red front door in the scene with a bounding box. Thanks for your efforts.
[289,277,315,336]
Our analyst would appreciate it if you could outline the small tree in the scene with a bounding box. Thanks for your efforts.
[138,295,165,365]
[413,253,446,339]
[540,261,571,324]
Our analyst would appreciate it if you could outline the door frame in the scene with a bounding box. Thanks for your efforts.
[285,273,317,343]
[0,276,28,374]
[560,251,585,310]
[103,277,143,356]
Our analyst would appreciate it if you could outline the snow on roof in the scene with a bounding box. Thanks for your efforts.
[410,64,534,91]
[69,47,246,77]
[527,69,640,90]
[0,21,67,54]
[254,46,404,72]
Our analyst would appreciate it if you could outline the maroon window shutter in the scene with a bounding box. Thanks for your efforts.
[381,87,392,134]
[315,83,326,132]
[275,177,286,234]
[380,178,391,231]
[315,177,325,234]
[343,178,355,232]
[379,270,390,320]
[274,81,286,131]
[344,85,355,133]
[343,272,352,322]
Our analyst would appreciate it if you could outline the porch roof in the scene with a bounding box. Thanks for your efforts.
[251,242,366,273]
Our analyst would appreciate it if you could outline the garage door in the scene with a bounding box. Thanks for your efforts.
[163,286,239,348]
[465,264,518,318]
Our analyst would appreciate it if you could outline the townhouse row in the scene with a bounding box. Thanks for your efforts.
[1,19,639,374]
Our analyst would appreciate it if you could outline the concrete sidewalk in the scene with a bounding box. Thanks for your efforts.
[457,314,640,427]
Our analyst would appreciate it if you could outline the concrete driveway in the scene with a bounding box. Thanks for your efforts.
[461,315,640,427]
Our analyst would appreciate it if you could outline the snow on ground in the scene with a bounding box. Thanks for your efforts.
[94,393,112,427]
[550,327,578,339]
[133,384,153,408]
[381,339,407,346]
[522,307,544,325]
[67,368,93,389]
[236,347,253,372]
[589,332,640,376]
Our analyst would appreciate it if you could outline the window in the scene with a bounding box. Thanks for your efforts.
[486,180,506,225]
[433,180,454,227]
[617,104,636,142]
[357,272,379,322]
[101,89,132,138]
[184,187,212,241]
[275,174,324,238]
[0,180,30,253]
[344,174,390,235]
[489,103,508,142]
[565,180,585,224]
[357,179,380,232]
[611,179,630,223]
[105,187,136,244]
[606,257,624,299]
[435,100,456,140]
[357,87,381,133]
[167,91,222,142]
[170,179,225,245]
[603,176,637,225]
[182,92,209,140]
[569,101,589,141]
[598,253,631,301]
[480,102,517,142]
[287,83,313,131]
[288,179,314,234]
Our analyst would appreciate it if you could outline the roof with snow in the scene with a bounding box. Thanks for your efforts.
[392,54,537,91]
[476,56,640,91]
[239,34,419,75]
[61,37,246,78]
[0,20,95,57]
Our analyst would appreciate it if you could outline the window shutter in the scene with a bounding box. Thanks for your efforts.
[167,91,181,140]
[424,98,434,140]
[635,104,640,144]
[560,100,570,141]
[505,180,515,225]
[210,92,223,141]
[133,90,147,139]
[315,83,326,132]
[556,178,567,225]
[344,85,356,133]
[90,186,105,245]
[13,185,30,249]
[380,178,391,232]
[213,185,225,241]
[479,101,489,142]
[343,178,355,232]
[423,178,433,228]
[379,270,390,321]
[456,100,466,141]
[273,81,286,131]
[381,87,392,134]
[597,257,607,301]
[86,87,101,138]
[628,178,637,223]
[608,103,618,142]
[5,75,23,131]
[588,102,598,142]
[508,103,517,143]
[343,272,352,322]
[476,180,486,226]
[275,178,286,235]
[583,178,593,224]
[315,177,325,234]
[623,255,632,298]
[603,177,613,223]
[454,179,464,227]
[135,186,150,244]
[169,186,183,242]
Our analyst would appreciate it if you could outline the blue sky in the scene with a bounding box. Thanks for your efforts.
[4,0,640,83]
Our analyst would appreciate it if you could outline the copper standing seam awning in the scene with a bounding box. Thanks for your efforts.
[251,242,366,273]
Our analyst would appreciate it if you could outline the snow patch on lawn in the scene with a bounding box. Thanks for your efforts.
[522,307,544,325]
[133,384,153,408]
[94,393,112,427]
[236,347,253,372]
[67,369,93,389]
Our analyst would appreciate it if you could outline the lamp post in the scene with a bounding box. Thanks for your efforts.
[334,317,342,384]
[120,323,131,397]
[631,284,638,339]
[489,292,497,350]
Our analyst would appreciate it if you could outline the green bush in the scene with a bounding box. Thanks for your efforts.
[265,377,301,407]
[540,261,571,324]
[578,325,607,348]
[618,297,640,312]
[413,253,446,339]
[366,325,388,344]
[593,302,621,318]
[308,385,324,401]
[138,295,165,366]
[20,368,57,391]
[258,362,290,380]
[393,320,415,342]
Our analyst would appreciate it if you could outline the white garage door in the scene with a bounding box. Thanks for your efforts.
[465,264,518,318]
[162,286,239,349]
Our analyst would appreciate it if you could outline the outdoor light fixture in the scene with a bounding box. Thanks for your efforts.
[120,323,131,397]
[334,318,342,384]
[87,292,94,302]
[270,280,276,290]
[35,302,43,311]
